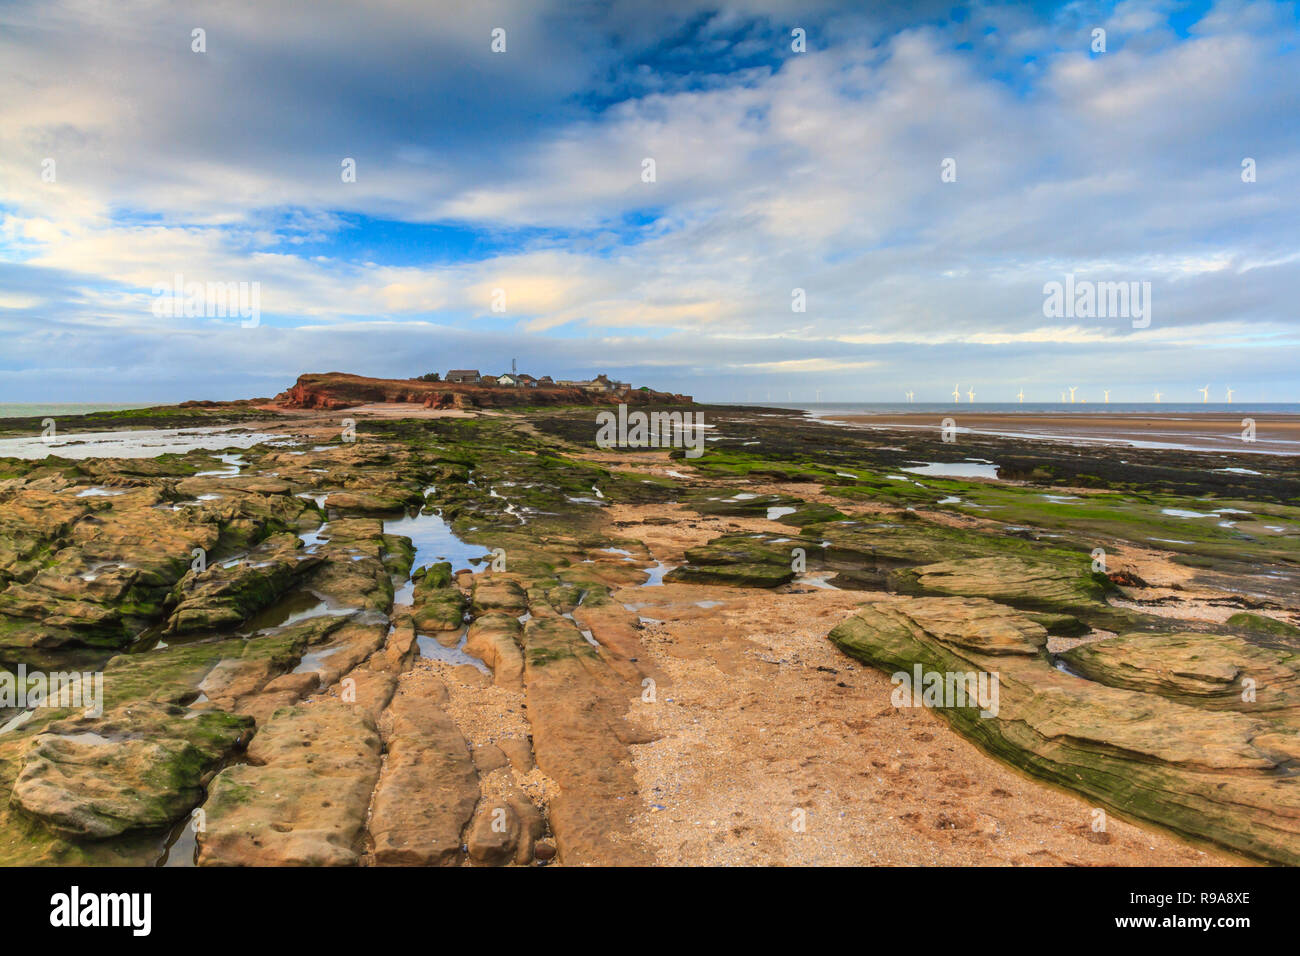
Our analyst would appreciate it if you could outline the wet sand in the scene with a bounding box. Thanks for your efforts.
[820,411,1300,455]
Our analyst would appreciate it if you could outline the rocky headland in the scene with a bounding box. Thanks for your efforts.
[275,372,690,411]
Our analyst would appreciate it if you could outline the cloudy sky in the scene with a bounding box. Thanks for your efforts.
[1,0,1298,403]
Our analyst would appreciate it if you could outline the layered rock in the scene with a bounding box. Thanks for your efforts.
[10,703,251,840]
[829,597,1300,865]
[0,473,318,658]
[1062,631,1300,713]
[470,577,528,616]
[894,554,1130,630]
[302,518,406,612]
[522,612,655,864]
[198,701,383,866]
[463,613,524,689]
[165,532,321,633]
[368,673,480,865]
[666,534,800,588]
[9,392,1292,872]
[411,562,467,631]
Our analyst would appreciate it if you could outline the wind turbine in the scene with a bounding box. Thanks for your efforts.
[1068,386,1078,403]
[1016,387,1024,403]
[952,384,960,403]
[905,390,914,403]
[1198,385,1210,403]
[815,389,822,402]
[967,386,975,403]
[1103,389,1110,403]
[1153,390,1162,403]
[1225,386,1233,403]
[1060,390,1066,403]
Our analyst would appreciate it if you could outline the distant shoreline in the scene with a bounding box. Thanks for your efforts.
[732,401,1300,414]
[0,403,155,418]
[811,409,1300,456]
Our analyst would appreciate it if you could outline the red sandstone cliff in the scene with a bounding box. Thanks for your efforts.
[274,372,692,410]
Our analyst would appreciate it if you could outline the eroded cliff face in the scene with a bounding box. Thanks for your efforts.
[275,373,691,410]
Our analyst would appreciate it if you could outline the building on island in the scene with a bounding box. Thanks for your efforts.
[480,370,631,391]
[553,373,628,392]
[496,372,541,387]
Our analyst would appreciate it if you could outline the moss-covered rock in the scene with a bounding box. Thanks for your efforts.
[666,534,802,588]
[198,701,381,866]
[413,561,454,590]
[471,577,528,616]
[829,597,1300,865]
[1062,631,1300,712]
[1226,612,1300,641]
[9,703,251,840]
[165,533,321,633]
[894,554,1129,630]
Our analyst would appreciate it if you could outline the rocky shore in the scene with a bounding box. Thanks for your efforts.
[0,396,1296,865]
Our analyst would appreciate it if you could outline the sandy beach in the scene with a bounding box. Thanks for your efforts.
[819,411,1300,455]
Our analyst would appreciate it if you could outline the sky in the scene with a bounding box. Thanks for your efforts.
[1,0,1298,404]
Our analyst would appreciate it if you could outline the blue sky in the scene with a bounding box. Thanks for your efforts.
[1,0,1298,403]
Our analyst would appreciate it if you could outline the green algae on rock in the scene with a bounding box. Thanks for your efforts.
[666,537,800,588]
[1061,631,1300,712]
[2,395,1296,869]
[829,597,1300,865]
[10,703,251,840]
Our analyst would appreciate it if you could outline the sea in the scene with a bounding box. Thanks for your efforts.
[738,402,1300,416]
[0,403,154,418]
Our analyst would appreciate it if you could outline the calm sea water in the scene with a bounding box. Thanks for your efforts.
[0,403,153,418]
[743,401,1300,455]
[745,402,1300,416]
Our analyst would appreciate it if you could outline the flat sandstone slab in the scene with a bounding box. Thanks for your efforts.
[829,597,1300,865]
[198,701,381,866]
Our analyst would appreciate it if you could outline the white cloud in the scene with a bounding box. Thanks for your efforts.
[0,0,1297,401]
